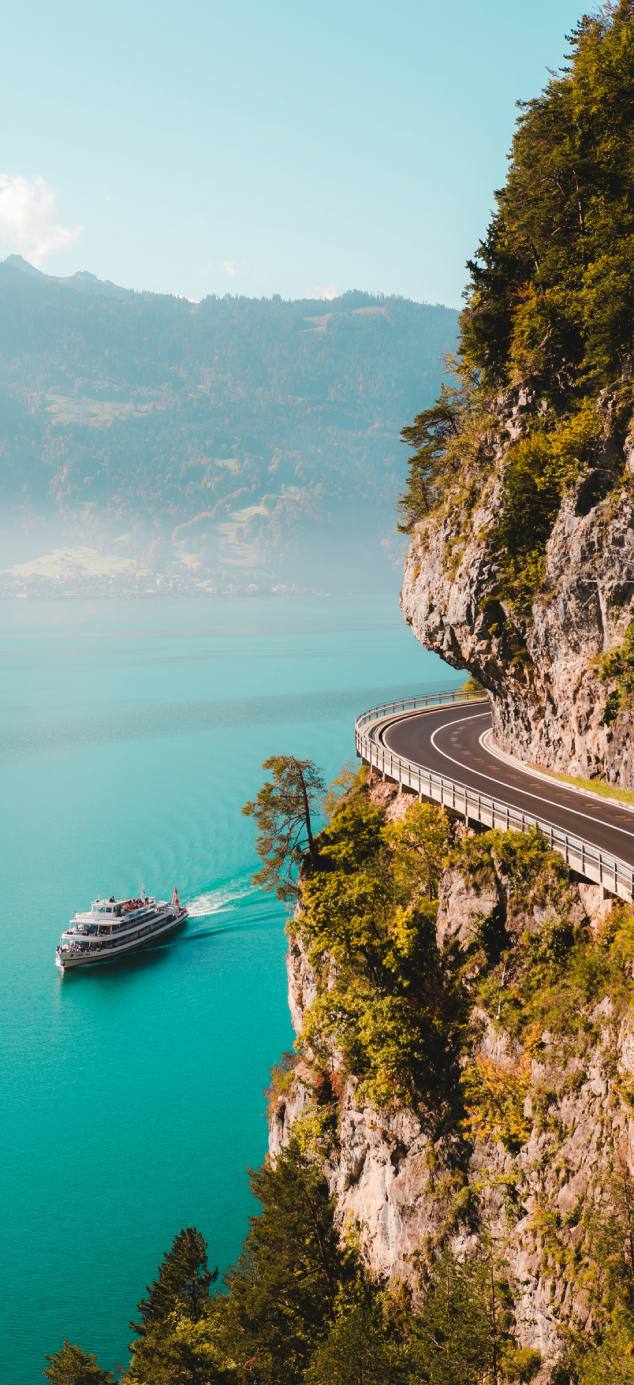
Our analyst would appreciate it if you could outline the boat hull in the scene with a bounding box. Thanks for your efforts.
[56,909,188,971]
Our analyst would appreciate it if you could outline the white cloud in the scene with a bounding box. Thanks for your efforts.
[321,282,338,301]
[223,259,237,279]
[0,174,81,266]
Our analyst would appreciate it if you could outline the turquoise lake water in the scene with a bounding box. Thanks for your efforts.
[0,594,460,1383]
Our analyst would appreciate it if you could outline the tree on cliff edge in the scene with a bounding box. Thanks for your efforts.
[243,755,325,899]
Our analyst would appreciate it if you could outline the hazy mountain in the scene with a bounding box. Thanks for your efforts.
[0,256,457,593]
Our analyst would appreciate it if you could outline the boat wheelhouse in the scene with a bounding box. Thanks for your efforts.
[55,888,187,970]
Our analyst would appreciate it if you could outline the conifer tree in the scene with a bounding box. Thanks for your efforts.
[126,1315,235,1385]
[127,1228,223,1384]
[398,385,462,532]
[218,1144,344,1382]
[409,1248,520,1385]
[43,1342,114,1385]
[304,1300,411,1384]
[243,755,325,899]
[131,1227,216,1337]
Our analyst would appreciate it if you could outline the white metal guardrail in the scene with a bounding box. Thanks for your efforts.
[355,690,634,902]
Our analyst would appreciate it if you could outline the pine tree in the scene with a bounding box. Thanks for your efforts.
[218,1144,345,1383]
[127,1228,222,1384]
[304,1300,411,1384]
[125,1314,235,1385]
[243,755,326,900]
[131,1227,215,1337]
[408,1250,501,1385]
[43,1341,114,1385]
[398,385,462,532]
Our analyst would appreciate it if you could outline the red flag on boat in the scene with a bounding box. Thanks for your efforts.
[172,886,180,909]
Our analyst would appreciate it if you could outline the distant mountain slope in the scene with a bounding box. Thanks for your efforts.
[0,256,457,592]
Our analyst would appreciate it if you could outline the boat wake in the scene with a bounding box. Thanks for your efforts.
[186,877,257,920]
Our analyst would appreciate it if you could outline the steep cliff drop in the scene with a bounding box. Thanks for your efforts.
[401,383,634,787]
[269,777,634,1378]
[398,3,634,788]
[269,11,634,1381]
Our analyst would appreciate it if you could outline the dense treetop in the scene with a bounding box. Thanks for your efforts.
[461,0,634,394]
[400,5,634,606]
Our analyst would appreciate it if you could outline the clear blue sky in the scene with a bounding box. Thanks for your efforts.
[2,0,585,306]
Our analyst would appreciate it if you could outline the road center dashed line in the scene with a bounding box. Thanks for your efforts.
[425,713,634,843]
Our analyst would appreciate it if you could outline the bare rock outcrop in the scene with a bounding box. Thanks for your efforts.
[401,399,634,786]
[269,853,634,1374]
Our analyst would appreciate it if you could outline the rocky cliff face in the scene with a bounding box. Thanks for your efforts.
[269,783,634,1376]
[401,393,634,787]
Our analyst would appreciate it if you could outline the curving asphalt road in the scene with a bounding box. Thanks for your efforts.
[381,700,634,871]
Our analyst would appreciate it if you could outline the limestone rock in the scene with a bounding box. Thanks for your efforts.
[436,865,501,953]
[401,400,634,787]
[269,858,634,1374]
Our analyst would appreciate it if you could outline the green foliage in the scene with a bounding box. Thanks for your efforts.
[126,1315,234,1385]
[127,1228,220,1384]
[461,4,634,393]
[461,1054,532,1153]
[298,791,461,1108]
[43,1343,114,1385]
[243,755,326,900]
[218,1144,346,1383]
[408,1247,522,1384]
[492,401,602,608]
[598,618,634,721]
[574,1320,634,1383]
[500,1344,542,1383]
[312,788,386,871]
[400,5,634,611]
[303,976,441,1109]
[131,1227,215,1337]
[477,903,633,1045]
[398,385,463,532]
[462,673,486,695]
[322,767,362,820]
[304,1296,410,1384]
[451,827,571,912]
[383,800,451,904]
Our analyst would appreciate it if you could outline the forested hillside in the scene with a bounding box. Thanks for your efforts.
[0,259,456,593]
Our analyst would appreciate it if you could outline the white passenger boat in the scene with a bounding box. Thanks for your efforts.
[55,888,188,971]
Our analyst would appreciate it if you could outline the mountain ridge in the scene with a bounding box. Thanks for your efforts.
[0,260,457,593]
